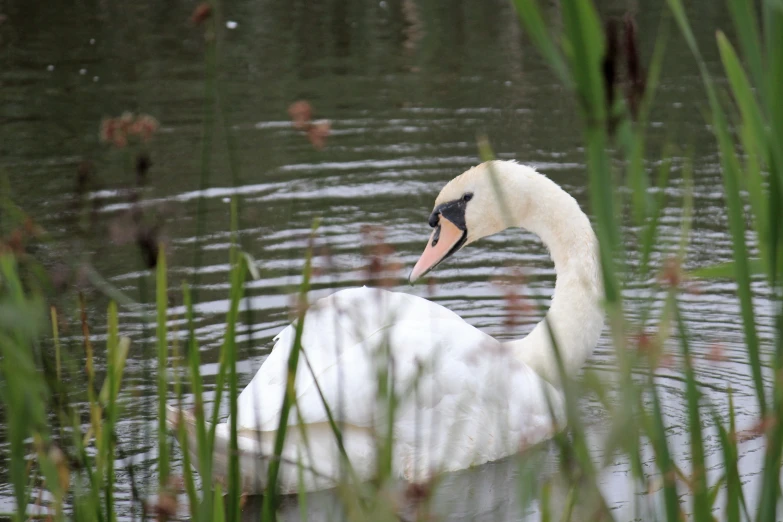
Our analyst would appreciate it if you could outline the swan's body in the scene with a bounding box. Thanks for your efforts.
[170,161,604,494]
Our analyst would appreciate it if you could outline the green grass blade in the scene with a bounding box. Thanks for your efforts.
[716,31,771,277]
[708,400,739,522]
[765,4,783,153]
[727,389,751,520]
[678,159,694,260]
[639,153,672,275]
[226,230,246,522]
[510,0,573,89]
[379,335,397,484]
[541,320,613,521]
[674,300,710,522]
[764,3,783,289]
[621,128,651,228]
[560,0,606,121]
[540,480,552,522]
[104,302,119,522]
[758,313,783,522]
[296,454,308,522]
[647,370,681,520]
[177,417,200,522]
[738,122,771,273]
[208,338,229,452]
[667,0,767,417]
[709,107,767,413]
[559,486,576,522]
[716,31,767,159]
[638,16,669,125]
[261,225,316,519]
[666,0,702,58]
[213,485,226,522]
[299,350,362,487]
[156,246,170,491]
[191,11,217,301]
[182,282,211,518]
[726,0,764,94]
[98,337,130,407]
[707,474,726,509]
[690,259,766,279]
[50,306,61,381]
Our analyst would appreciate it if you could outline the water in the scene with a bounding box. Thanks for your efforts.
[0,0,775,519]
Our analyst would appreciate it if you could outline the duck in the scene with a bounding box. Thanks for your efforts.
[168,160,604,494]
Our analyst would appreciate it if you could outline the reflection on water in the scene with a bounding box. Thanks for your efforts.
[0,0,773,519]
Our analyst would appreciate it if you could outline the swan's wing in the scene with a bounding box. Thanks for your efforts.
[177,308,560,492]
[238,314,561,475]
[236,285,561,453]
[235,287,464,431]
[381,321,563,475]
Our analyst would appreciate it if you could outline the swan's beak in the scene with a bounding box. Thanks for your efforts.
[409,217,467,283]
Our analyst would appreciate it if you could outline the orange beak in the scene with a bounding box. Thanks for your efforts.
[409,217,466,283]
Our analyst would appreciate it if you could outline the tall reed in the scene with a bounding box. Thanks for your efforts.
[514,0,783,520]
[1,0,781,521]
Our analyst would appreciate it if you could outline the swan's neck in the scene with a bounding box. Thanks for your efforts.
[501,169,604,386]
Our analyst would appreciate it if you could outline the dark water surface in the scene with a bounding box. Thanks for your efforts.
[0,0,774,519]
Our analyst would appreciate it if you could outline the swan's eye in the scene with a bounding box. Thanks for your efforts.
[462,193,473,203]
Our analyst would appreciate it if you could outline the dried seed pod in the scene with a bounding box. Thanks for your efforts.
[624,13,646,119]
[99,113,159,149]
[288,100,313,130]
[602,18,619,111]
[659,257,683,288]
[75,161,95,195]
[734,415,776,443]
[136,224,161,269]
[136,153,152,186]
[307,121,331,150]
[191,3,212,25]
[288,101,331,149]
[705,343,728,362]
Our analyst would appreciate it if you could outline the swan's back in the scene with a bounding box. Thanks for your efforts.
[171,287,562,493]
[235,287,465,431]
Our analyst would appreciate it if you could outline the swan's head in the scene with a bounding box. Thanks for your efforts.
[410,161,525,283]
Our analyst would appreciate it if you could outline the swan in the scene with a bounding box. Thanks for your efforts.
[169,160,604,494]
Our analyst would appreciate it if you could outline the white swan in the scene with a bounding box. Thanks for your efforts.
[169,160,604,494]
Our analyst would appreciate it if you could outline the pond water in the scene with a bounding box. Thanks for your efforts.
[0,0,775,519]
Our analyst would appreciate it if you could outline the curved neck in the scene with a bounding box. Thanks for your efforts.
[500,168,604,386]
